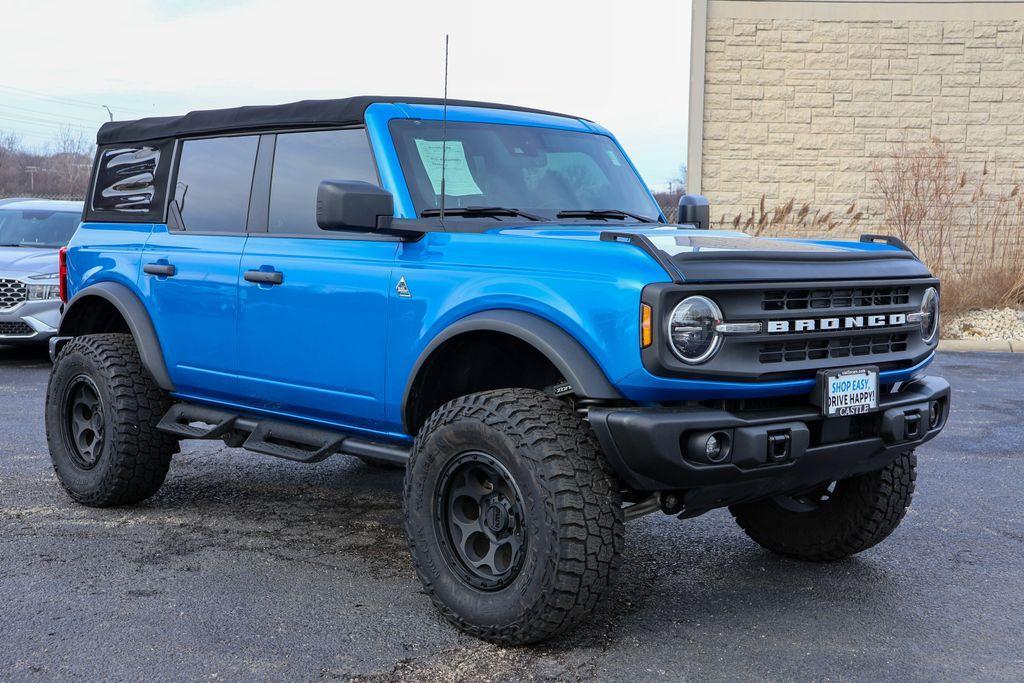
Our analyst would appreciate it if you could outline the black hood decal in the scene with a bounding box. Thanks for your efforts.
[601,230,932,283]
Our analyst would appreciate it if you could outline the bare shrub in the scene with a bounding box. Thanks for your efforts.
[873,138,1024,319]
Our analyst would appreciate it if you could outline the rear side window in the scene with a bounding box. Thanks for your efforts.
[88,141,172,222]
[268,129,378,233]
[172,136,259,233]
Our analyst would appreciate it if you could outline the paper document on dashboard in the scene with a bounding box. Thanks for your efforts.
[414,139,483,197]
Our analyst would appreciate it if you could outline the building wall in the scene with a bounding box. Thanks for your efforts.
[689,0,1024,233]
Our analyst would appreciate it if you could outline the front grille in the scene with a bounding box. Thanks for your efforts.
[646,277,933,382]
[762,286,910,311]
[0,321,34,336]
[759,333,910,364]
[0,279,27,311]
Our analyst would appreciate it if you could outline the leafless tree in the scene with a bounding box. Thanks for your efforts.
[47,127,94,196]
[0,127,94,199]
[0,130,23,195]
[653,164,688,221]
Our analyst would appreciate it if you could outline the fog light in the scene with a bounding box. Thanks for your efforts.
[684,430,733,464]
[705,433,730,463]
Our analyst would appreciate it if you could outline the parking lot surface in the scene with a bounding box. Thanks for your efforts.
[1,346,1022,681]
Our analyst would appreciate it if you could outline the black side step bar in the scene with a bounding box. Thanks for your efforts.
[158,404,240,440]
[157,402,410,466]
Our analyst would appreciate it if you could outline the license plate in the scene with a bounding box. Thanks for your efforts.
[821,367,879,417]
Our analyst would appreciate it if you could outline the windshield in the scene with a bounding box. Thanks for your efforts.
[389,120,662,221]
[0,209,81,248]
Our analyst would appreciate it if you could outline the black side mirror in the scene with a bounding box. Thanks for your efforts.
[317,180,395,232]
[677,194,710,230]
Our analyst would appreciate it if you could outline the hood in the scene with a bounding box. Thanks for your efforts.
[0,247,61,278]
[495,224,931,282]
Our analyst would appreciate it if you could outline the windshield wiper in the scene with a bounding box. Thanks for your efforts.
[0,243,28,247]
[556,209,655,223]
[421,206,544,221]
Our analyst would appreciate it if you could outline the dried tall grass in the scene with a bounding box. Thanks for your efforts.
[720,196,866,236]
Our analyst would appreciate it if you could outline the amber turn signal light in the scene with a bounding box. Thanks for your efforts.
[640,303,653,348]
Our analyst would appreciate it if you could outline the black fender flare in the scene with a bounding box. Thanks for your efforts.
[56,281,175,391]
[402,309,621,432]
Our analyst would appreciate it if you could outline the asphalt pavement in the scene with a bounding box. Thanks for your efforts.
[1,345,1022,681]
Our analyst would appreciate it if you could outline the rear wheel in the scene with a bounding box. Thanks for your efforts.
[45,334,179,507]
[404,388,623,645]
[730,451,916,561]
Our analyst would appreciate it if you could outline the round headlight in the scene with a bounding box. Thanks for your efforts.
[920,287,939,344]
[667,296,723,364]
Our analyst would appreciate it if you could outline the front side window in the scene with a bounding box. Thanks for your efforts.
[173,135,259,232]
[389,119,660,221]
[268,129,378,233]
[0,209,80,248]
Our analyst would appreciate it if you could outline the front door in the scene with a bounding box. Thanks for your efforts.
[140,134,259,402]
[234,128,398,433]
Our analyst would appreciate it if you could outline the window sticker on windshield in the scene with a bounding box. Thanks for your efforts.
[413,139,483,197]
[605,149,622,166]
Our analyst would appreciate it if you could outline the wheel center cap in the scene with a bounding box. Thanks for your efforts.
[484,503,509,533]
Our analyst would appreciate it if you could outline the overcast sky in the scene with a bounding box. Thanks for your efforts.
[1,0,690,190]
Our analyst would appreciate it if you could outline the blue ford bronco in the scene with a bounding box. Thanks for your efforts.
[47,96,949,644]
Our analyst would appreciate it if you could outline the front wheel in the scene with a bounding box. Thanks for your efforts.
[730,451,917,561]
[403,388,624,645]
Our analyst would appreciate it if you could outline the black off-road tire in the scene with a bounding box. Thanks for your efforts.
[45,334,179,507]
[730,451,917,562]
[404,388,624,645]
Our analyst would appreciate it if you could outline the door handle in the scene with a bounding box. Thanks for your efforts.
[144,263,176,277]
[244,269,284,285]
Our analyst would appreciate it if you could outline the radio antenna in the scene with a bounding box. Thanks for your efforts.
[439,34,449,223]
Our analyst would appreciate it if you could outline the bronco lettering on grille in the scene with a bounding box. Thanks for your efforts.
[766,313,908,334]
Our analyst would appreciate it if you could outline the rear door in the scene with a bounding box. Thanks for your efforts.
[236,128,399,433]
[140,134,258,402]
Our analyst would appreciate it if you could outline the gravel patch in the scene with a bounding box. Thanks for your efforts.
[943,307,1024,340]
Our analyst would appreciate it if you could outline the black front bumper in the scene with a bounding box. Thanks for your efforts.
[589,376,950,512]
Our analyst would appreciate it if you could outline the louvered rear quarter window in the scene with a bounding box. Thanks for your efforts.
[87,140,172,222]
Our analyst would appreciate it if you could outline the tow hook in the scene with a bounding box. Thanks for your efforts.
[623,492,686,521]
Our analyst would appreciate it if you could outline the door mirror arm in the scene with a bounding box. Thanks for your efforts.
[376,217,427,240]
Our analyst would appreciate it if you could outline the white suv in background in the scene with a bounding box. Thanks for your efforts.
[0,198,82,345]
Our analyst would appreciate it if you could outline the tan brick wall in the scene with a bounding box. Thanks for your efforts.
[700,14,1024,233]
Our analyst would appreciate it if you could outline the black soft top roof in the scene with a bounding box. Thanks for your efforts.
[96,95,583,145]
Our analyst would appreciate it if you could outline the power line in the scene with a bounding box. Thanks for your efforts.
[0,83,154,115]
[0,115,95,135]
[0,102,104,127]
[0,113,95,130]
[0,83,155,116]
